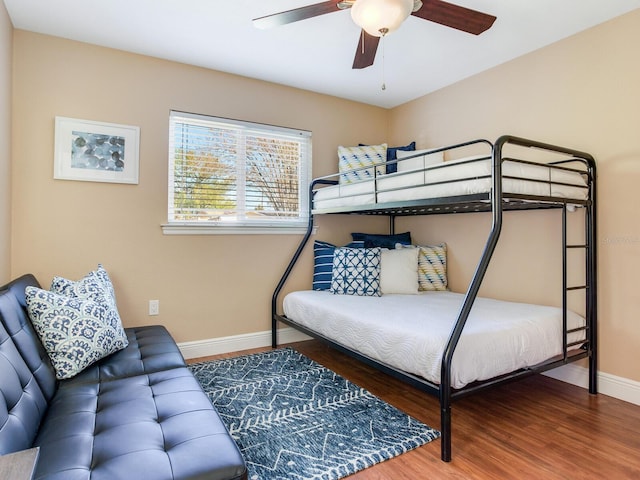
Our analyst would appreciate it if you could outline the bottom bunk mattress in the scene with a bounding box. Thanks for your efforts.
[283,290,586,389]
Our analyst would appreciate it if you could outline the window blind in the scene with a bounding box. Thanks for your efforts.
[168,111,311,229]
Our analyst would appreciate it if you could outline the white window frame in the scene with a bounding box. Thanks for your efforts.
[163,111,312,235]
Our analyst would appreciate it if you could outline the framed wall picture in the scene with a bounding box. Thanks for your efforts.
[54,116,140,184]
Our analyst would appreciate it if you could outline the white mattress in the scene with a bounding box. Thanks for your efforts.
[313,156,589,210]
[283,290,586,389]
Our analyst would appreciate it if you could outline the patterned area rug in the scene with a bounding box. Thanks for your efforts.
[188,348,439,480]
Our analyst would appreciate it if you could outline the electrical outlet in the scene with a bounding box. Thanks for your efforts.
[148,300,159,316]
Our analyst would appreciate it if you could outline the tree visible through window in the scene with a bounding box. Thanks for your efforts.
[168,111,311,230]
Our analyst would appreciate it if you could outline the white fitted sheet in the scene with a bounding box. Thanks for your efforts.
[313,156,589,210]
[283,290,586,389]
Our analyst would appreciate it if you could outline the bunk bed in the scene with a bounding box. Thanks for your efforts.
[271,135,597,462]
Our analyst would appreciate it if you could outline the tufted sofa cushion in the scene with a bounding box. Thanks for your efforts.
[71,325,187,384]
[34,368,245,480]
[0,275,247,480]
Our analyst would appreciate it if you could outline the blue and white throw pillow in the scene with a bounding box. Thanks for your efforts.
[330,247,382,296]
[25,286,129,380]
[417,243,448,291]
[93,264,118,305]
[338,144,387,184]
[50,264,127,344]
[313,240,338,291]
[313,240,365,291]
[396,243,448,291]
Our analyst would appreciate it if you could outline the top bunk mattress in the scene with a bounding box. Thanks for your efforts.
[313,155,590,211]
[283,290,586,389]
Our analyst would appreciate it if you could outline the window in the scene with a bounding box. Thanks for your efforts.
[165,111,312,234]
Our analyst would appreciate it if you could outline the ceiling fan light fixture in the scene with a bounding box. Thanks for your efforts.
[350,0,414,37]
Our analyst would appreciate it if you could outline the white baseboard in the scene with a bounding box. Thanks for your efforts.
[178,327,311,360]
[179,332,640,407]
[544,364,640,406]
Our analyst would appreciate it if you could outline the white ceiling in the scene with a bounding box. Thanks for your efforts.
[5,0,640,108]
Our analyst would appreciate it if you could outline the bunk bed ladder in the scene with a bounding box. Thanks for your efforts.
[562,164,597,396]
[562,207,589,361]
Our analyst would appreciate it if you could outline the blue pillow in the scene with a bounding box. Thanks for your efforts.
[360,141,416,174]
[351,232,412,249]
[50,264,127,346]
[313,240,365,290]
[25,286,129,380]
[386,142,416,174]
[330,247,382,296]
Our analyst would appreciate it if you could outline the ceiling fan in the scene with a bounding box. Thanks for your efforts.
[253,0,496,69]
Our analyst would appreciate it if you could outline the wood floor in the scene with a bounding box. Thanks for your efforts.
[190,340,640,479]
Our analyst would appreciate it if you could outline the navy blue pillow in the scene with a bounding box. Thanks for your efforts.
[386,142,416,174]
[313,240,365,290]
[360,142,416,174]
[351,232,412,249]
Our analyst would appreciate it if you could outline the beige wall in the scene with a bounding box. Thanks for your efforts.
[0,2,11,282]
[11,31,388,343]
[390,10,640,383]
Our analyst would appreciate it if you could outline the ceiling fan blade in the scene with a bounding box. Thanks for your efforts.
[253,1,343,29]
[412,0,496,35]
[352,30,380,69]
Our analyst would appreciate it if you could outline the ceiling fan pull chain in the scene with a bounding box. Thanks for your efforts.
[380,28,388,91]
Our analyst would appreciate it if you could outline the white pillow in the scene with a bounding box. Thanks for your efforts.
[380,248,419,294]
[396,148,444,173]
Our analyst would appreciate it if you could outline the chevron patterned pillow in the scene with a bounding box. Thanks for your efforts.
[395,243,448,291]
[417,243,448,291]
[338,144,387,184]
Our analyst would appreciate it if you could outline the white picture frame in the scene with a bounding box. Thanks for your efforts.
[54,116,140,184]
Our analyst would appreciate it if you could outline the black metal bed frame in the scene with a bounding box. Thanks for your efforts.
[271,135,597,462]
